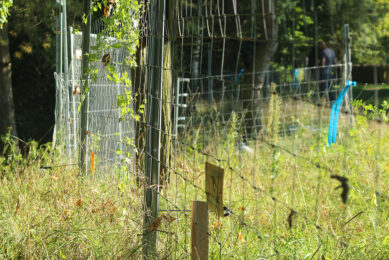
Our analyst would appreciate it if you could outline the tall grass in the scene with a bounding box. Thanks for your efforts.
[162,99,389,258]
[0,138,144,258]
[0,100,388,258]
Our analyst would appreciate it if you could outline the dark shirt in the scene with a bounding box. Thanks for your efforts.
[320,48,336,66]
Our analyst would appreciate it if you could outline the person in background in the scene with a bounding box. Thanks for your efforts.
[318,41,337,102]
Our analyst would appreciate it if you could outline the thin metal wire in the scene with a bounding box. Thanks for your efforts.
[54,1,388,258]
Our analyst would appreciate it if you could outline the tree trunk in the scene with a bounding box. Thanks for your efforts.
[190,0,202,94]
[0,23,17,151]
[160,41,172,186]
[159,0,176,185]
[241,1,278,140]
[134,0,175,186]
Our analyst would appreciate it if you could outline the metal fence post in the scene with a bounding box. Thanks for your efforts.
[55,0,61,75]
[79,0,91,173]
[344,24,353,124]
[143,0,165,257]
[69,27,77,162]
[62,0,71,163]
[58,0,64,148]
[53,0,61,149]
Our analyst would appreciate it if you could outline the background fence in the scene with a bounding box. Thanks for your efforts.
[54,0,388,258]
[55,26,135,172]
[173,64,350,137]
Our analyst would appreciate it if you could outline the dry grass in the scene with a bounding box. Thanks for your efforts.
[0,155,144,259]
[0,100,388,258]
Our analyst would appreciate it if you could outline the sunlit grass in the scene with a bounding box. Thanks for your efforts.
[0,99,388,259]
[0,152,144,259]
[162,100,389,259]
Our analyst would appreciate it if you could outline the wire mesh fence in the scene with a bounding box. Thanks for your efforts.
[173,64,350,139]
[55,25,135,172]
[54,0,388,258]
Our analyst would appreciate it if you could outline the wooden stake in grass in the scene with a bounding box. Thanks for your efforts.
[191,201,209,260]
[205,162,224,217]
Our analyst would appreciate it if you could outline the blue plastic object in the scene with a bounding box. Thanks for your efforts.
[346,80,356,86]
[227,68,244,84]
[327,81,356,147]
[293,69,299,89]
[236,68,244,83]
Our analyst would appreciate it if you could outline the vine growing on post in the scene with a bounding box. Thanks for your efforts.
[83,0,143,161]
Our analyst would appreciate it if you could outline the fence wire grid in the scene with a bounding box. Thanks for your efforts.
[54,0,389,259]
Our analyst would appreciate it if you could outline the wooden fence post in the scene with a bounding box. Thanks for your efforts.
[191,201,209,260]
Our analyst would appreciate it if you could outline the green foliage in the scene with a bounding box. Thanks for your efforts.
[0,128,22,170]
[0,0,12,27]
[275,0,313,66]
[0,128,52,174]
[81,0,142,162]
[318,0,389,64]
[350,0,389,64]
[274,0,389,66]
[88,0,141,123]
[353,99,389,122]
